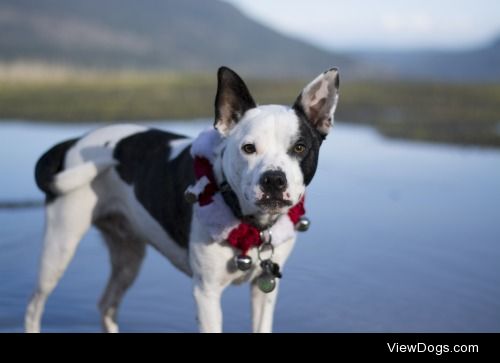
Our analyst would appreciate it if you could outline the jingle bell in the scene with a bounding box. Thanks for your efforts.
[234,254,253,271]
[257,273,276,293]
[295,216,310,232]
[184,190,198,204]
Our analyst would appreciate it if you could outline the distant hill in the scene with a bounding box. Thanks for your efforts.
[0,0,498,82]
[354,37,500,82]
[0,0,351,78]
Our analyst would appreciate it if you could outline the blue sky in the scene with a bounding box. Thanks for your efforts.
[224,0,500,51]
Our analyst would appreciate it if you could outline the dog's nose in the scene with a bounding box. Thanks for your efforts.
[260,170,287,193]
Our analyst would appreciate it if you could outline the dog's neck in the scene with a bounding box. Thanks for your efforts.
[212,144,283,231]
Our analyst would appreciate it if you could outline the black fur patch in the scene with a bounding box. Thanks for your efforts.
[290,108,323,186]
[113,129,195,248]
[35,138,78,203]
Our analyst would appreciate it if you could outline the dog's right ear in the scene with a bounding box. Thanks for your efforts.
[214,66,256,136]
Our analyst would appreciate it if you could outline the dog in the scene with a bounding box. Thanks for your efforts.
[25,66,339,333]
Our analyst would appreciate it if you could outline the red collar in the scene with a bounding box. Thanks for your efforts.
[194,156,305,255]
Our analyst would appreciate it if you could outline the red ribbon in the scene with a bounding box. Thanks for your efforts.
[194,156,219,206]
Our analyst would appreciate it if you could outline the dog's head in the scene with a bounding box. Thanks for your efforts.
[213,67,339,225]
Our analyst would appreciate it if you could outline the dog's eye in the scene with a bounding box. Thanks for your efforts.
[293,143,306,154]
[242,143,256,154]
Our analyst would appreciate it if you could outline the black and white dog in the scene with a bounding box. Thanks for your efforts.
[25,66,339,333]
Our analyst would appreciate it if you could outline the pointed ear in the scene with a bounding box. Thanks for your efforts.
[214,66,256,136]
[293,68,339,137]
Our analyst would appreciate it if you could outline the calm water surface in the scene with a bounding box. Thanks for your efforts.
[0,120,499,332]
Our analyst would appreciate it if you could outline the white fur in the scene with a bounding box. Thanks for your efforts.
[215,105,305,218]
[26,185,98,333]
[168,138,192,161]
[194,193,240,243]
[52,158,116,194]
[65,124,147,167]
[189,218,296,333]
[190,128,223,163]
[46,124,147,197]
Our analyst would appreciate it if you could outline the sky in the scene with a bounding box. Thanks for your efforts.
[224,0,500,51]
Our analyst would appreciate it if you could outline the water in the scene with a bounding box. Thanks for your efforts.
[0,120,499,332]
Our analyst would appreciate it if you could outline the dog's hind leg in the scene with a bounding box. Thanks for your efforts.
[96,214,146,333]
[25,187,96,333]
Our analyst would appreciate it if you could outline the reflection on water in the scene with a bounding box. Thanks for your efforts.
[0,120,499,332]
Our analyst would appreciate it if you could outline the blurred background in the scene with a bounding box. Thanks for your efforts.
[0,0,499,332]
[0,0,499,144]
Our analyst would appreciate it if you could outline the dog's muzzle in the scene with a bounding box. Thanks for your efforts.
[260,170,287,194]
[257,170,292,212]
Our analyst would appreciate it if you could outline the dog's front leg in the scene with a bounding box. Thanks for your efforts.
[251,280,279,333]
[193,277,224,333]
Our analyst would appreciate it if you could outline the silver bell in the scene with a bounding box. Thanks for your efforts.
[184,190,198,204]
[295,216,310,232]
[234,254,253,271]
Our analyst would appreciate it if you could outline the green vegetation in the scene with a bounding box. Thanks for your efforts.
[339,81,500,146]
[1,69,499,147]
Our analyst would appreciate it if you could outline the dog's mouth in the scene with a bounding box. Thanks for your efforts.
[256,196,293,213]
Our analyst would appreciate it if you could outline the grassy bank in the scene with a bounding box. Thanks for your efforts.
[339,81,500,146]
[1,66,499,146]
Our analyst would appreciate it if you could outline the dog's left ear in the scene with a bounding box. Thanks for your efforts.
[214,66,256,136]
[293,68,340,137]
